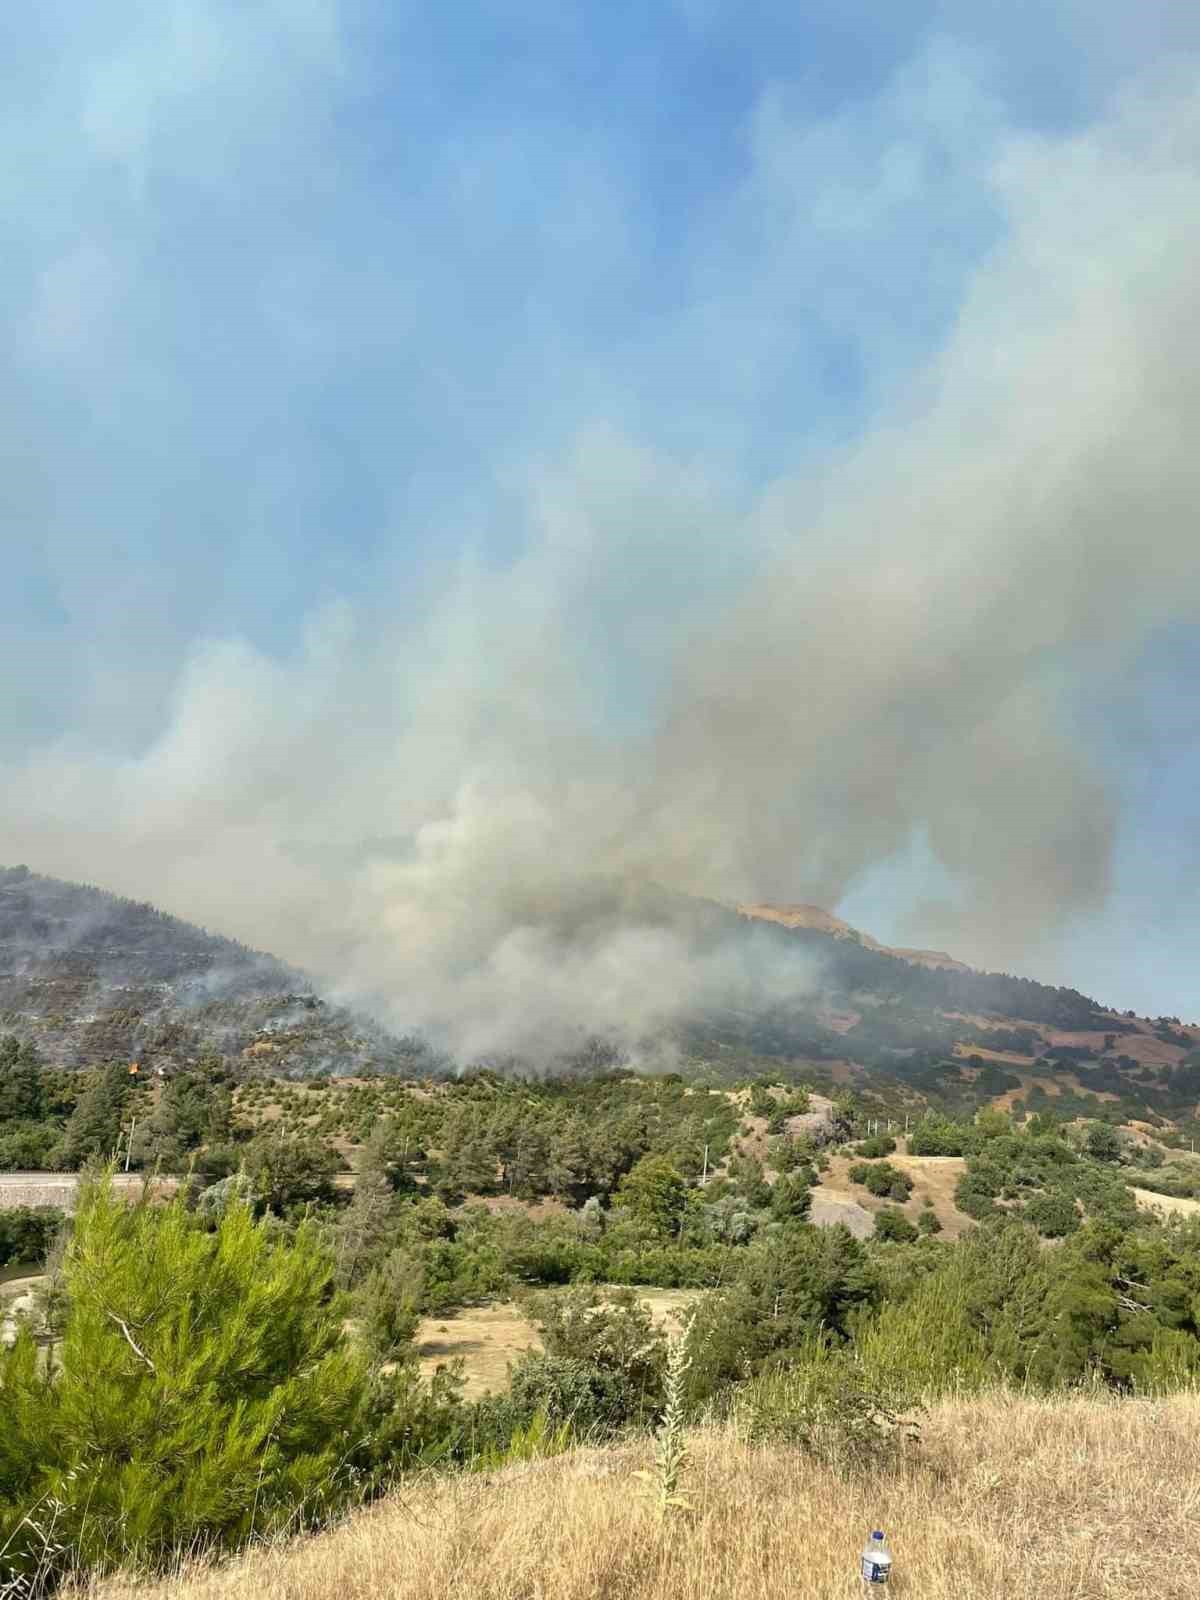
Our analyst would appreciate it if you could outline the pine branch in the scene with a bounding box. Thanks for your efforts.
[105,1311,157,1374]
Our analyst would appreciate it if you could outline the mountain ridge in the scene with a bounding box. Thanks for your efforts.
[734,901,973,972]
[1,863,1198,1133]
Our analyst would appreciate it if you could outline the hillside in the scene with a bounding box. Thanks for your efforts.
[0,865,438,1078]
[83,1393,1199,1600]
[2,863,1199,1132]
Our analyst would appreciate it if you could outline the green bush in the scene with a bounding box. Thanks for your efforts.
[0,1207,59,1271]
[848,1161,913,1201]
[355,1247,425,1358]
[851,1135,896,1158]
[1024,1190,1080,1238]
[736,1336,921,1471]
[686,1225,877,1401]
[916,1210,942,1235]
[954,1171,1002,1220]
[873,1207,918,1243]
[908,1114,972,1157]
[0,1122,62,1170]
[509,1287,667,1433]
[770,1171,813,1223]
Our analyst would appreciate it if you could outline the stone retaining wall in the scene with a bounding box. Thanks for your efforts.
[0,1175,175,1212]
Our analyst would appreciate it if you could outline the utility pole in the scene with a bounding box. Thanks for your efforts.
[125,1117,136,1173]
[701,1143,709,1186]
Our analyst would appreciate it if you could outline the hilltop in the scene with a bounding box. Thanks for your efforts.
[736,899,972,971]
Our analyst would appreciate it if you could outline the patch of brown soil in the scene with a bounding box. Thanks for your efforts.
[1106,1034,1188,1067]
[466,1195,570,1222]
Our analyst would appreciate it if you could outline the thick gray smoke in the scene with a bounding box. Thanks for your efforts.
[7,74,1200,1049]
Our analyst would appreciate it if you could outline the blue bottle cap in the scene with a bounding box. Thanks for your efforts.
[872,1531,884,1540]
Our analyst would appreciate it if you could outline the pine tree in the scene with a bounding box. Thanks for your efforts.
[59,1062,131,1167]
[333,1166,396,1288]
[0,1035,45,1122]
[0,1176,367,1586]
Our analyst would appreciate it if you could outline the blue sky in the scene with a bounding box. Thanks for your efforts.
[4,1,1200,1031]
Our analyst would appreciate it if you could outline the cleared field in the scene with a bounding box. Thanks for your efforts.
[83,1392,1200,1600]
[953,1042,1038,1066]
[815,1153,973,1240]
[416,1288,701,1398]
[1130,1186,1200,1218]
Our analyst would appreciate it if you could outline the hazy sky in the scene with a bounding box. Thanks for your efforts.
[4,1,1200,1033]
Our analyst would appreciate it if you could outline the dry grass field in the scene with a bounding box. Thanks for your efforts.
[80,1391,1200,1600]
[415,1289,702,1397]
[815,1155,973,1240]
[1130,1186,1200,1219]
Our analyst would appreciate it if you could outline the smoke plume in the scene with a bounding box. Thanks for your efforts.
[6,67,1200,1049]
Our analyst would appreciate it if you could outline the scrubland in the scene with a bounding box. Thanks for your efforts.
[82,1391,1199,1600]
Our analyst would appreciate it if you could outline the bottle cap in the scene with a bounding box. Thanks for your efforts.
[872,1531,884,1540]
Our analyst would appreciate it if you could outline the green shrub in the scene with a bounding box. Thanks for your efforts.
[851,1136,896,1158]
[502,1352,610,1432]
[954,1171,1002,1220]
[1024,1190,1080,1238]
[509,1286,667,1433]
[0,1122,62,1170]
[355,1247,425,1358]
[686,1225,877,1401]
[848,1161,912,1200]
[770,1171,813,1223]
[873,1207,918,1243]
[854,1229,1033,1393]
[908,1114,972,1157]
[916,1210,942,1235]
[736,1336,921,1471]
[0,1207,59,1271]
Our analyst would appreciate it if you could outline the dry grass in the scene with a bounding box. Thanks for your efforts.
[80,1391,1200,1600]
[1130,1186,1200,1218]
[415,1290,703,1398]
[887,1155,969,1236]
[816,1155,973,1240]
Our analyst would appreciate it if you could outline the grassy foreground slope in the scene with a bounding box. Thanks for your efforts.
[84,1393,1198,1600]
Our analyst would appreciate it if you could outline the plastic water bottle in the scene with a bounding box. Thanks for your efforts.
[861,1529,892,1584]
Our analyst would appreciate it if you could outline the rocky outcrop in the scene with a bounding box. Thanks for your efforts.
[783,1093,845,1148]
